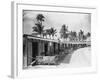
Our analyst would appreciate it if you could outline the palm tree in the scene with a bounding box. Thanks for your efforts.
[86,32,91,38]
[71,31,77,41]
[46,29,52,39]
[33,23,44,36]
[36,14,45,25]
[60,24,68,39]
[32,14,45,37]
[68,31,75,41]
[50,27,57,39]
[78,30,84,41]
[83,35,87,40]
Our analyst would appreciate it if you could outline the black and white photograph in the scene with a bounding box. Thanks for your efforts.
[23,10,91,69]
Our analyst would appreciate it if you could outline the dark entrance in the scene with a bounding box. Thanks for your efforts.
[45,43,48,56]
[32,42,38,65]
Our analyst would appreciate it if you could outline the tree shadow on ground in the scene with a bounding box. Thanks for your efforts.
[58,49,75,64]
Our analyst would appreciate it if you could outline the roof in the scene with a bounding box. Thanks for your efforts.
[23,34,91,45]
[24,34,59,43]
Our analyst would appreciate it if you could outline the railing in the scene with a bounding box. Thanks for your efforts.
[27,56,37,66]
[28,56,59,66]
[61,41,91,45]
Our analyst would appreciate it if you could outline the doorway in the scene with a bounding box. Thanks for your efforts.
[32,42,38,65]
[45,43,48,56]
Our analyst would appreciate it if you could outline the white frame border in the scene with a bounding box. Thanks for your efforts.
[11,2,97,78]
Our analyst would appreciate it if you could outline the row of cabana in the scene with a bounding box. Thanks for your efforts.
[23,34,91,68]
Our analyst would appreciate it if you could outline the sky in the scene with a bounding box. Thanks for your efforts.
[23,10,91,37]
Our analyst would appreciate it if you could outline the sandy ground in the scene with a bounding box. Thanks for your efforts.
[60,47,91,68]
[27,47,91,69]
